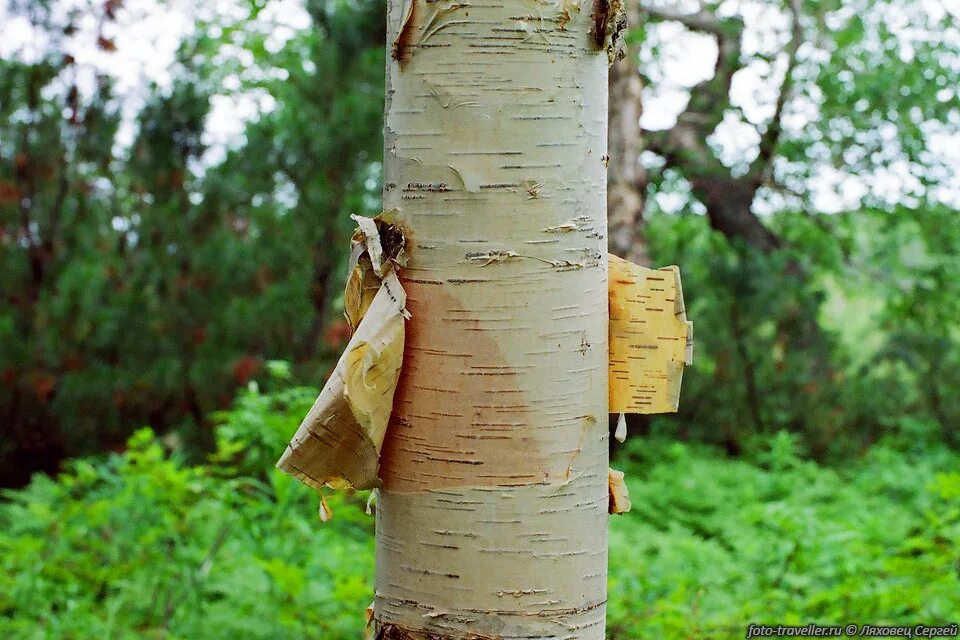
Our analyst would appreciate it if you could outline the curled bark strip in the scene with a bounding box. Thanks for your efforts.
[276,216,410,492]
[346,212,410,331]
[365,601,376,639]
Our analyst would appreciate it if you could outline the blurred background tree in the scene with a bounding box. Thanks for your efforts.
[615,0,960,459]
[0,0,386,484]
[1,0,958,484]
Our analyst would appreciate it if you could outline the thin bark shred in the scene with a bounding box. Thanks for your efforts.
[608,467,631,514]
[318,495,333,522]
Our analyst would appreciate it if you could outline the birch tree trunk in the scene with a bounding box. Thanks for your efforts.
[374,0,612,637]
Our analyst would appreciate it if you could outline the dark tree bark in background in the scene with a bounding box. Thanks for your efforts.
[607,2,653,450]
[607,0,649,266]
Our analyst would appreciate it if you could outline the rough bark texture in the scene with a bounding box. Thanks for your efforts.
[606,1,648,266]
[375,0,610,637]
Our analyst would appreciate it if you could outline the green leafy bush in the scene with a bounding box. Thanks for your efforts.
[607,435,960,638]
[2,385,957,638]
[0,387,375,639]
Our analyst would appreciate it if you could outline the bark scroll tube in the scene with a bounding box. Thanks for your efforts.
[607,467,631,514]
[276,214,410,493]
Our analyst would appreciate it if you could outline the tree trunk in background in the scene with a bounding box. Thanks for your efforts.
[607,3,653,449]
[607,2,648,266]
[374,0,610,637]
[638,3,803,256]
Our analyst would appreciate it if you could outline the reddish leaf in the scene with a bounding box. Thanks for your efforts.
[96,36,117,52]
[232,356,261,384]
[32,373,57,402]
[0,181,20,204]
[324,319,352,349]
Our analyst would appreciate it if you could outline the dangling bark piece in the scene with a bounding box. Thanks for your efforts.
[614,412,627,443]
[607,467,631,514]
[276,216,410,491]
[608,253,693,414]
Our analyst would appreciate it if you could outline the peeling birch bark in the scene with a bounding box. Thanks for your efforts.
[590,0,626,63]
[608,253,692,415]
[276,217,409,492]
[345,212,410,331]
[607,467,631,514]
[375,0,611,637]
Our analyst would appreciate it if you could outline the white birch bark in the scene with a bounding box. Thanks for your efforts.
[374,1,612,638]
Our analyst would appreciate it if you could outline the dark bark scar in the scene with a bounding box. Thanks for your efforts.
[392,0,418,63]
[591,0,626,64]
[376,623,500,640]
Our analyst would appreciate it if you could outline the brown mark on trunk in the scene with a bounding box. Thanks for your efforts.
[392,0,418,63]
[378,281,552,492]
[376,622,500,639]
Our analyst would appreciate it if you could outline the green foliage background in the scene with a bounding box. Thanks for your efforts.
[2,385,958,637]
[0,0,386,483]
[1,0,959,636]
